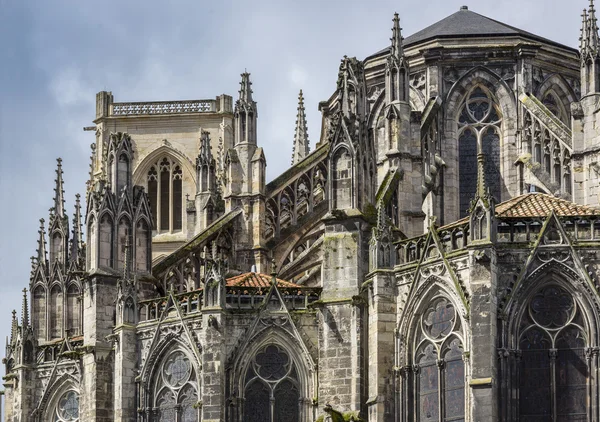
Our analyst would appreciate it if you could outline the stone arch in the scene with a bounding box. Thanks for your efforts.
[505,264,600,348]
[132,145,195,187]
[38,373,80,422]
[500,266,600,421]
[536,73,577,123]
[228,327,315,422]
[443,67,518,221]
[397,277,469,422]
[409,84,427,112]
[148,341,200,420]
[397,276,469,366]
[329,143,355,210]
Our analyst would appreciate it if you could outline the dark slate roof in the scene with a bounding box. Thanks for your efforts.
[369,6,576,58]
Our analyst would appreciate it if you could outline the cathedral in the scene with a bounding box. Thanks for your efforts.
[7,2,600,421]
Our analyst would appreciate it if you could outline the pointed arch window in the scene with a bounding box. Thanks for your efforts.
[66,284,80,336]
[99,215,113,268]
[51,232,64,265]
[518,285,589,421]
[117,153,130,194]
[33,286,46,341]
[135,219,149,272]
[153,349,199,422]
[542,91,568,125]
[243,344,300,422]
[332,147,353,210]
[117,217,130,271]
[457,86,502,217]
[50,285,63,339]
[413,296,465,421]
[147,157,183,233]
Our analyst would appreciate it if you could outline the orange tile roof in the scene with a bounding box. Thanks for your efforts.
[226,273,301,288]
[494,193,600,218]
[440,193,600,230]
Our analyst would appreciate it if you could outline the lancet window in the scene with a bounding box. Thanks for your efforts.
[243,344,300,422]
[66,284,80,336]
[457,87,502,216]
[147,157,183,233]
[332,147,353,209]
[54,390,80,422]
[517,285,588,421]
[153,349,199,422]
[412,296,465,421]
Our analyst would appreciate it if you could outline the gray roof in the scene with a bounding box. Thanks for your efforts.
[369,6,576,58]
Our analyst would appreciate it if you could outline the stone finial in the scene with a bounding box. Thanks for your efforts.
[70,193,83,267]
[270,258,277,277]
[36,218,48,267]
[581,8,589,52]
[21,288,29,328]
[291,90,310,165]
[390,12,404,60]
[10,310,17,346]
[52,158,66,219]
[590,0,600,53]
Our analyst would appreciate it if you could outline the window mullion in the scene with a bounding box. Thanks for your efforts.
[549,348,557,422]
[438,358,444,422]
[157,163,162,232]
[169,165,174,233]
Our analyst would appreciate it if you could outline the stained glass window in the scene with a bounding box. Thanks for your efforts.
[153,349,199,422]
[413,297,465,421]
[518,285,589,421]
[243,344,300,422]
[55,390,79,422]
[457,87,502,217]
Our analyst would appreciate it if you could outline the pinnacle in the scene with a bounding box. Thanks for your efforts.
[291,89,310,165]
[390,11,404,59]
[238,71,254,103]
[52,157,66,219]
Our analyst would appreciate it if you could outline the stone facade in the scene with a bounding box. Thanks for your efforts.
[7,4,600,422]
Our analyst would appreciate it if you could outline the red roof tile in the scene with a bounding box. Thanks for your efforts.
[226,273,301,288]
[495,193,600,218]
[440,193,600,230]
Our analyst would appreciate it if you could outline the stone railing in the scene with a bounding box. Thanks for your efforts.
[111,99,216,116]
[138,285,322,323]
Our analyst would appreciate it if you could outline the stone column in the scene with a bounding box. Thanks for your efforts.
[467,247,498,422]
[366,271,396,422]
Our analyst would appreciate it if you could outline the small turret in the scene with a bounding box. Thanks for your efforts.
[234,72,258,146]
[385,13,410,104]
[291,90,310,165]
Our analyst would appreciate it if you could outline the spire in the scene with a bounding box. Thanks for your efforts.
[21,288,29,328]
[52,158,66,219]
[589,0,600,53]
[70,194,83,266]
[581,8,589,52]
[391,12,404,60]
[10,310,17,346]
[36,218,48,268]
[291,90,310,165]
[239,72,254,104]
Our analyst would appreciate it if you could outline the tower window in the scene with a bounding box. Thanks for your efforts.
[146,157,183,233]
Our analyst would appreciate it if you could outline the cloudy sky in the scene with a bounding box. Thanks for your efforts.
[0,0,584,368]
